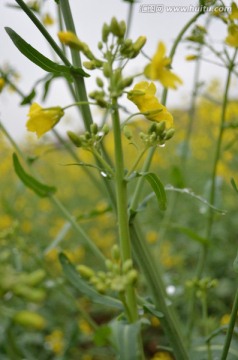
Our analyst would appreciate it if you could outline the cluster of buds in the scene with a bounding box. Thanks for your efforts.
[138,121,175,148]
[186,277,218,299]
[67,123,109,150]
[0,268,46,303]
[186,25,207,44]
[77,245,138,294]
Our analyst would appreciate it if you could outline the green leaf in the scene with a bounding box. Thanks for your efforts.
[142,172,167,211]
[5,27,89,78]
[59,253,123,309]
[231,178,238,195]
[13,153,57,197]
[93,325,111,346]
[109,320,141,360]
[173,226,209,245]
[20,88,36,105]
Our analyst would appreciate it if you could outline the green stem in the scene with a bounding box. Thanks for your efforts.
[127,147,148,177]
[130,221,189,359]
[111,97,138,323]
[220,285,238,360]
[59,0,93,132]
[91,148,114,176]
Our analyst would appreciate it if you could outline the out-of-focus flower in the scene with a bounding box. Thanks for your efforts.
[26,103,64,138]
[0,78,5,93]
[13,310,46,330]
[220,314,230,325]
[42,13,54,26]
[127,81,173,128]
[45,329,64,354]
[226,24,238,47]
[230,2,238,20]
[185,54,198,61]
[144,42,182,89]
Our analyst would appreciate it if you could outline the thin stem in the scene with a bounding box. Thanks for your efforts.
[127,147,148,177]
[91,148,114,176]
[111,98,138,323]
[220,285,238,360]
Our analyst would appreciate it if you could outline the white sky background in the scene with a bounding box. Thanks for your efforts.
[0,0,236,141]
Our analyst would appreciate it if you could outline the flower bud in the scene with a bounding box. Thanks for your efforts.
[132,36,147,56]
[119,77,133,89]
[123,126,133,140]
[0,78,5,93]
[122,259,133,273]
[83,61,96,70]
[96,77,104,88]
[20,269,46,286]
[13,285,46,302]
[155,121,166,135]
[126,269,138,285]
[90,123,98,135]
[102,23,110,42]
[111,244,120,261]
[103,62,111,78]
[67,131,82,147]
[110,17,121,37]
[164,128,175,140]
[77,265,95,279]
[102,124,110,135]
[13,311,46,330]
[98,41,103,50]
[119,20,126,38]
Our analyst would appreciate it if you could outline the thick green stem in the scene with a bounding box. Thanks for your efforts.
[220,285,238,360]
[111,98,138,323]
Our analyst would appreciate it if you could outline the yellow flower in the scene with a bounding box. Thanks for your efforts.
[42,13,54,26]
[230,2,238,20]
[58,31,82,50]
[127,81,173,128]
[45,329,64,354]
[144,42,183,89]
[0,78,5,93]
[226,24,238,47]
[26,103,64,137]
[220,314,230,326]
[185,54,198,61]
[151,351,173,360]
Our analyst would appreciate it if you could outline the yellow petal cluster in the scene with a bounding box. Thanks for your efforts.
[26,103,64,138]
[226,24,238,47]
[127,81,173,128]
[144,42,183,89]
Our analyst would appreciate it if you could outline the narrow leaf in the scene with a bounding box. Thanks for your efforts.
[231,178,238,194]
[143,172,167,211]
[110,320,141,360]
[173,226,209,245]
[59,253,123,309]
[5,27,89,78]
[13,153,56,197]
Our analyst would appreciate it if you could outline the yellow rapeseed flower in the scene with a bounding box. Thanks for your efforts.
[185,54,198,61]
[226,24,238,47]
[26,103,64,137]
[58,31,82,50]
[144,42,183,89]
[45,329,64,354]
[0,78,5,93]
[127,81,173,128]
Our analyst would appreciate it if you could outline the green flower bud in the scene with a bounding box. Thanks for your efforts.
[13,285,46,302]
[122,259,133,273]
[105,259,113,270]
[90,123,98,135]
[67,131,82,147]
[126,269,138,285]
[83,61,96,70]
[123,126,133,140]
[102,124,110,135]
[111,244,120,261]
[96,77,104,88]
[77,265,95,279]
[164,128,175,140]
[102,23,110,42]
[111,277,126,292]
[110,17,121,37]
[20,269,46,286]
[132,36,147,57]
[155,121,166,135]
[95,282,107,294]
[119,77,133,89]
[148,123,157,134]
[98,41,103,50]
[13,311,46,330]
[119,20,126,38]
[103,62,111,78]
